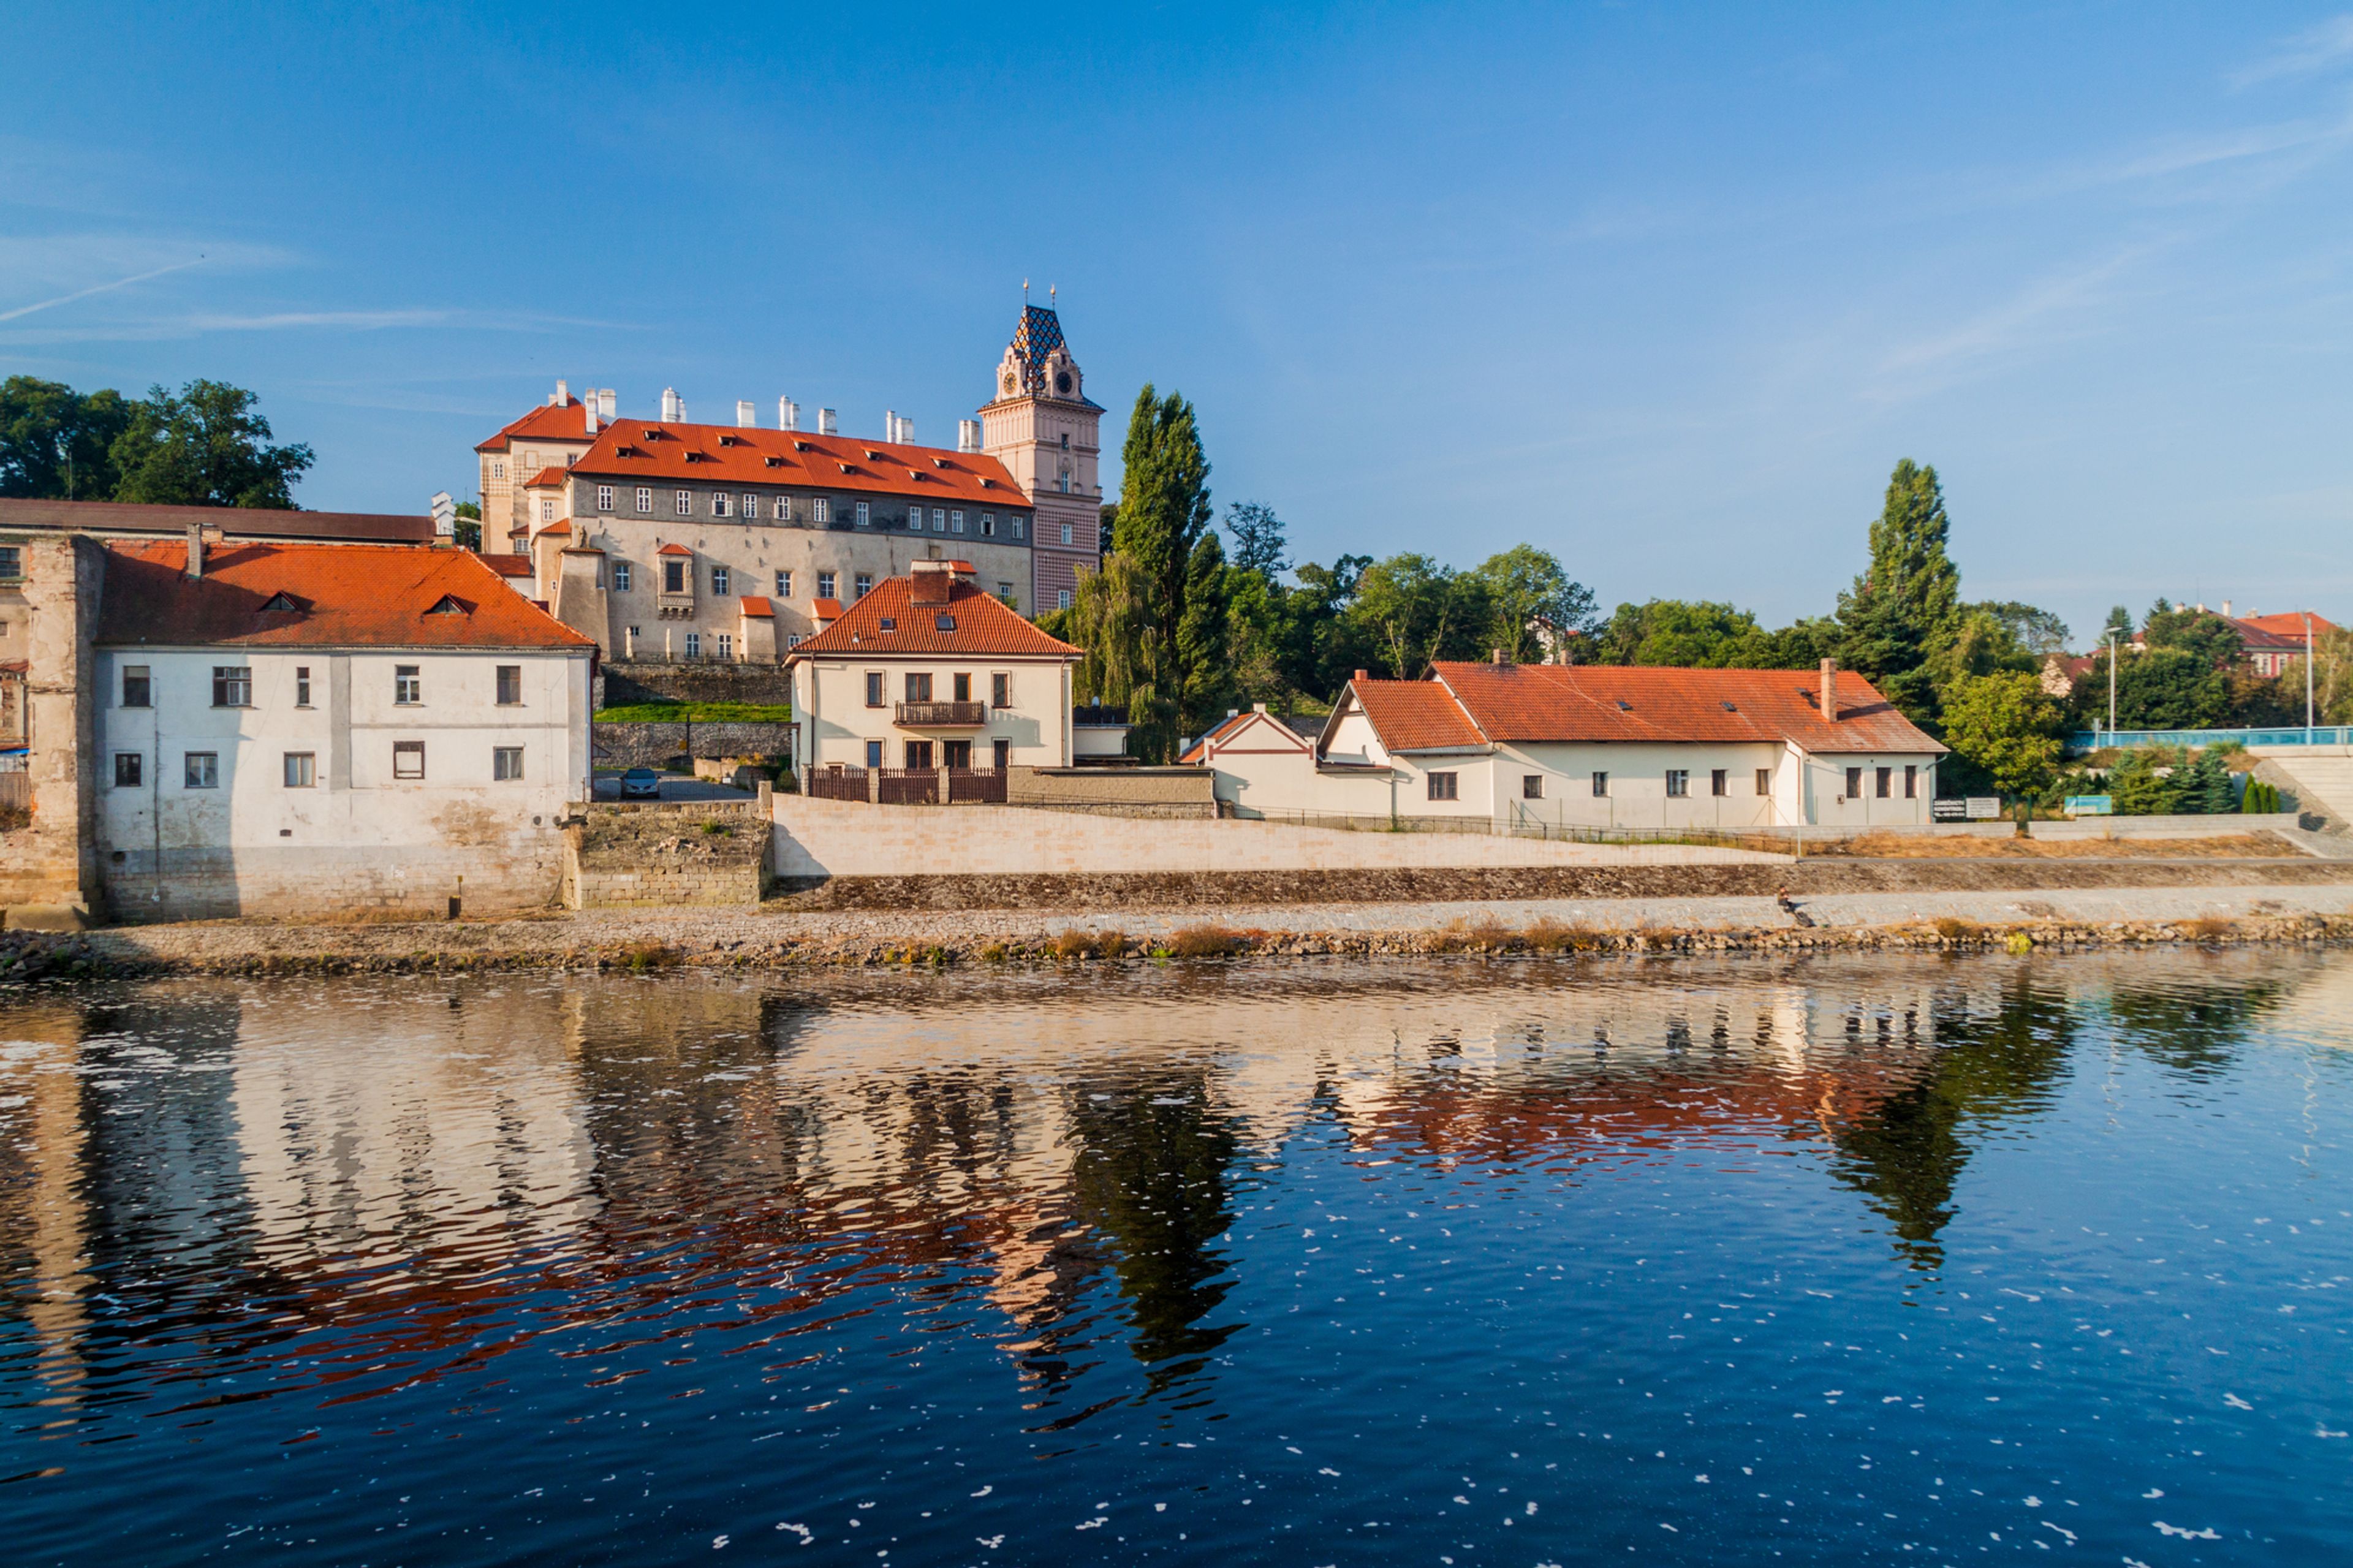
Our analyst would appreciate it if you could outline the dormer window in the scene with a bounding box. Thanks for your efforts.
[259,591,301,613]
[426,594,467,615]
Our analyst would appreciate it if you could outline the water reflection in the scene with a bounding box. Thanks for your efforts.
[4,950,2349,1562]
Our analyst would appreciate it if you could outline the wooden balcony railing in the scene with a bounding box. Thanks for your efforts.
[894,700,986,727]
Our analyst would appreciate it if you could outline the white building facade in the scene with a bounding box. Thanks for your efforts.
[92,539,594,920]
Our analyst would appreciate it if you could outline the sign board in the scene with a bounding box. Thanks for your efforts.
[2064,795,2114,817]
[1965,797,2003,820]
[1931,798,1968,821]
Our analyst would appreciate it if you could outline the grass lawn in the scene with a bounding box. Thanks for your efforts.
[593,701,792,723]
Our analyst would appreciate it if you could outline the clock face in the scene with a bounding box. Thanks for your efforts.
[1054,371,1072,394]
[1001,370,1017,395]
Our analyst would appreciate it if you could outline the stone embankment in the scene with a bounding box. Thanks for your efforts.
[26,879,2353,978]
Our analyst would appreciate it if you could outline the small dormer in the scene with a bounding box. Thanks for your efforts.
[258,591,303,614]
[425,593,469,616]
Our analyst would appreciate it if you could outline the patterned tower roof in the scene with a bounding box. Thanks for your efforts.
[1006,303,1067,395]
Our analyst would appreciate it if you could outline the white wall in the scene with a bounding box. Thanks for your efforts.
[793,656,1071,769]
[94,646,590,918]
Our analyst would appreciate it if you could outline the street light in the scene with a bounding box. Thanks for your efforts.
[2107,630,2119,738]
[2305,610,2316,740]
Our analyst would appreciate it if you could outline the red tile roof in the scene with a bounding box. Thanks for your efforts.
[2234,612,2335,641]
[1347,680,1487,751]
[811,597,843,620]
[536,520,571,538]
[656,542,694,556]
[0,496,434,544]
[476,399,592,453]
[787,574,1078,662]
[570,419,1026,508]
[1180,709,1310,763]
[471,550,536,578]
[1431,662,1941,754]
[97,542,596,651]
[739,596,775,619]
[524,466,569,489]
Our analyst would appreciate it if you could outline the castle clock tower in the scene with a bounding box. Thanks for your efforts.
[979,298,1102,616]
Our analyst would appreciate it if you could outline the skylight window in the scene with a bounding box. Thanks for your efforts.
[935,613,956,632]
[878,616,897,631]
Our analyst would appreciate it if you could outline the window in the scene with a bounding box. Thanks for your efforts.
[1592,771,1609,797]
[494,746,524,781]
[491,460,507,481]
[635,487,653,514]
[716,633,733,661]
[664,558,688,594]
[944,740,971,769]
[1711,768,1728,797]
[1060,431,1070,450]
[741,493,757,519]
[496,665,522,705]
[1666,770,1690,798]
[711,566,730,595]
[113,752,142,789]
[865,672,885,707]
[613,562,632,593]
[1845,766,1863,799]
[184,752,218,789]
[393,741,425,780]
[395,665,421,705]
[674,489,691,517]
[1904,764,1918,798]
[1056,588,1073,611]
[713,491,732,517]
[904,740,933,770]
[596,485,613,512]
[1523,773,1544,800]
[997,581,1014,603]
[818,572,836,599]
[854,572,873,598]
[286,666,308,707]
[539,498,554,523]
[991,673,1011,709]
[1010,517,1024,540]
[775,569,792,597]
[905,672,933,702]
[1752,767,1769,795]
[906,509,923,532]
[863,739,884,768]
[786,633,803,648]
[684,632,702,658]
[121,665,151,708]
[813,497,830,525]
[952,672,971,702]
[1061,523,1074,546]
[1427,771,1458,801]
[0,547,19,581]
[283,752,315,789]
[932,509,946,532]
[855,501,870,527]
[980,512,996,537]
[1876,765,1892,799]
[211,665,252,708]
[992,738,1010,771]
[775,496,792,520]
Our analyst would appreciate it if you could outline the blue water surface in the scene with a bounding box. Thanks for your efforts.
[2,949,2348,1564]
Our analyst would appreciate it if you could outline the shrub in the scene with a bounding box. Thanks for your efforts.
[699,819,733,836]
[2186,915,2233,942]
[2241,778,2282,814]
[1167,924,1243,959]
[1095,929,1129,961]
[1931,917,1981,942]
[1053,928,1097,960]
[978,943,1008,963]
[623,941,672,972]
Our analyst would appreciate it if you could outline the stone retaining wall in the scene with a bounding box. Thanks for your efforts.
[598,661,792,710]
[1005,766,1218,818]
[564,801,770,908]
[593,721,796,771]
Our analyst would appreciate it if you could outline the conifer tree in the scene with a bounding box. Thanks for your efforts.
[1837,459,1961,728]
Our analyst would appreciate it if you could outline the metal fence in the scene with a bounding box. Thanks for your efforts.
[2069,726,2352,752]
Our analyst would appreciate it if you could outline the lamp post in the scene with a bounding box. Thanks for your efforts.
[2107,631,2119,738]
[2305,610,2316,741]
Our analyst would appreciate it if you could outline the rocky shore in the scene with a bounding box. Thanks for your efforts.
[15,879,2353,979]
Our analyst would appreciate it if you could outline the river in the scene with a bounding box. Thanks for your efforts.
[3,950,2349,1563]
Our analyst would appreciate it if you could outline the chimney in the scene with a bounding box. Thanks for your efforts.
[1491,646,1506,665]
[884,410,900,444]
[598,388,616,422]
[910,559,956,606]
[1820,657,1838,721]
[736,400,756,428]
[817,407,837,436]
[2222,599,2233,619]
[553,378,568,407]
[778,396,799,431]
[659,387,682,423]
[186,520,205,580]
[583,398,599,436]
[1354,668,1368,683]
[958,419,981,452]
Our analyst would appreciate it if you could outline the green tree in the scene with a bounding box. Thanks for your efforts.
[1837,459,1961,729]
[2141,603,2242,671]
[0,377,135,499]
[111,379,313,508]
[1064,551,1175,761]
[2113,646,2227,729]
[452,499,483,552]
[1281,553,1371,700]
[1347,553,1489,680]
[1971,600,2071,657]
[2105,746,2186,815]
[1175,530,1233,735]
[1597,599,1765,667]
[1221,501,1287,579]
[1939,670,2064,797]
[2101,604,2135,644]
[1099,386,1214,758]
[2183,751,2235,814]
[1466,545,1595,664]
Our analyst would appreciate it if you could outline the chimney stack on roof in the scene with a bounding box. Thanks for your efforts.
[185,520,205,580]
[659,387,683,423]
[1820,657,1838,721]
[737,400,756,428]
[909,558,960,607]
[583,397,599,436]
[778,396,799,431]
[817,407,837,436]
[552,378,568,407]
[1354,668,1368,683]
[958,419,981,452]
[2223,599,2234,619]
[598,388,616,422]
[1491,646,1507,665]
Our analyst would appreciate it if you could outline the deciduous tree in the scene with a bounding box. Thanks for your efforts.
[1939,670,2063,797]
[111,379,312,509]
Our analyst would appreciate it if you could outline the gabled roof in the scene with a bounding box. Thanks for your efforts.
[656,542,693,556]
[1181,708,1312,763]
[476,399,593,453]
[567,419,1028,509]
[1431,662,1942,754]
[96,542,596,651]
[471,550,535,579]
[1344,679,1487,752]
[524,466,569,488]
[2234,611,2335,642]
[786,574,1077,662]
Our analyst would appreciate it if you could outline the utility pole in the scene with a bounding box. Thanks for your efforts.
[2107,631,2119,737]
[2305,611,2317,738]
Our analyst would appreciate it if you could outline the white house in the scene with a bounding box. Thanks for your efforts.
[786,559,1082,781]
[93,536,596,920]
[1192,658,1946,830]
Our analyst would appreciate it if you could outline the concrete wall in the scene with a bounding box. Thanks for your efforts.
[565,800,769,907]
[94,645,591,920]
[1006,766,1218,817]
[592,721,795,771]
[770,796,1777,881]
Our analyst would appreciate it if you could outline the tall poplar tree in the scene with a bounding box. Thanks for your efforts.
[1837,458,1961,727]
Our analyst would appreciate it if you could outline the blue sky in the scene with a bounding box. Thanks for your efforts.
[6,3,2352,644]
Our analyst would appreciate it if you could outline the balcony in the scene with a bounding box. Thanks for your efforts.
[895,700,986,728]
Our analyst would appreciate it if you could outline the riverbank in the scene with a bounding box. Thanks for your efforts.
[20,876,2353,977]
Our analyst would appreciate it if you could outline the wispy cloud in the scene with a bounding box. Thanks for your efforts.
[0,256,208,323]
[1868,244,2164,402]
[2231,15,2353,88]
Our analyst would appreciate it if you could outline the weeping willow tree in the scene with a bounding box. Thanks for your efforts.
[1067,551,1178,762]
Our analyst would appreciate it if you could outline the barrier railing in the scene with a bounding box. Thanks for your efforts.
[2068,726,2352,752]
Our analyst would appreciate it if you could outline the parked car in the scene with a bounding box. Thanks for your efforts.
[619,767,662,800]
